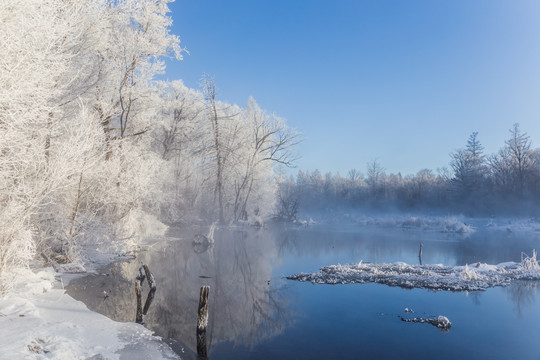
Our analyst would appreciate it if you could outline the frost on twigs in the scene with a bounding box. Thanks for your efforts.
[521,250,540,271]
[287,251,540,292]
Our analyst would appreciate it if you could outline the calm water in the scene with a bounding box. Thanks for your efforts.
[67,224,540,359]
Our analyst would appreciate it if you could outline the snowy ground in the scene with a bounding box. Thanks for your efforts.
[0,230,191,360]
[0,267,182,360]
[287,251,540,291]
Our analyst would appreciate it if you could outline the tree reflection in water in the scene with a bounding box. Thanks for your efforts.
[66,225,540,359]
[505,281,540,318]
[67,227,292,355]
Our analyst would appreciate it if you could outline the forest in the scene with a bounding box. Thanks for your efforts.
[0,0,297,293]
[277,126,540,219]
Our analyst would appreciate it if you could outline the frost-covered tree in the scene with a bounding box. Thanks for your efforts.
[231,98,299,222]
[488,124,535,199]
[152,81,207,222]
[0,0,96,287]
[0,0,181,291]
[201,75,227,223]
[505,123,534,196]
[0,0,299,293]
[366,159,386,202]
[450,132,487,202]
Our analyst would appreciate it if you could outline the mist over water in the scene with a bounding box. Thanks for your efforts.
[68,224,540,359]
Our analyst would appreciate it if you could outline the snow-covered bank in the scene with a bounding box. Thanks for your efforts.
[297,210,540,236]
[485,217,540,233]
[356,215,475,233]
[287,251,540,291]
[0,268,181,360]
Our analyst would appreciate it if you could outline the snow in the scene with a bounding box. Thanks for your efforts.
[0,268,180,360]
[287,251,540,291]
[400,315,452,331]
[485,217,540,233]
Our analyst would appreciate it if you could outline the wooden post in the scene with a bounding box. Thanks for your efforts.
[197,286,210,358]
[135,281,143,324]
[418,243,423,265]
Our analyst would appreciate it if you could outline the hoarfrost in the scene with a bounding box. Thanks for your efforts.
[287,251,540,291]
[401,315,452,331]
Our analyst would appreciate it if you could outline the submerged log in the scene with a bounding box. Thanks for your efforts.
[400,315,451,331]
[197,286,210,358]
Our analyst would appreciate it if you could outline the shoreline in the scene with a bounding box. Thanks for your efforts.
[0,264,182,359]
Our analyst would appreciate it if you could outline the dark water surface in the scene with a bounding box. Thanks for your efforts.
[67,224,540,359]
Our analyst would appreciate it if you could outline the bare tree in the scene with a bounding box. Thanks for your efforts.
[203,75,226,223]
[506,123,533,195]
[232,98,300,222]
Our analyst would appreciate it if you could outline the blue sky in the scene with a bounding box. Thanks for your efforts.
[163,0,540,176]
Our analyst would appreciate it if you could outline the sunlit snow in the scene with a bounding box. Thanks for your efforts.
[287,251,540,291]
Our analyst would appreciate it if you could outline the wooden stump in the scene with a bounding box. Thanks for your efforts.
[135,281,143,324]
[197,286,210,358]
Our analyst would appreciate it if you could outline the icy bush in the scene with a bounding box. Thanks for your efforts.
[521,250,540,271]
[118,209,169,249]
[0,227,35,294]
[441,216,474,233]
[459,264,480,281]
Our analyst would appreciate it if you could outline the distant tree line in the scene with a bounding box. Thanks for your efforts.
[278,124,540,217]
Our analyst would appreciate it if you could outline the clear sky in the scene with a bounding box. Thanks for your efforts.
[162,0,540,176]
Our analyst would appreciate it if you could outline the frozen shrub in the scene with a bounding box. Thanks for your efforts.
[521,250,540,271]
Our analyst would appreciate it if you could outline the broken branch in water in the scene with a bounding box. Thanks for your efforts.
[134,264,157,323]
[400,315,452,331]
[142,264,156,315]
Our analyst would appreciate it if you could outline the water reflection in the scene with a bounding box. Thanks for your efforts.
[67,225,540,359]
[466,291,483,306]
[505,281,540,318]
[68,228,292,355]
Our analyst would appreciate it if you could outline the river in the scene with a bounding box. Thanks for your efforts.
[67,222,540,359]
